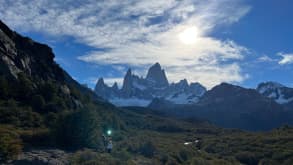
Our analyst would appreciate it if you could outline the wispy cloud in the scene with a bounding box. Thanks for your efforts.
[0,0,251,88]
[277,52,293,65]
[257,55,276,62]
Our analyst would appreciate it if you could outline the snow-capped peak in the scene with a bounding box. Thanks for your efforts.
[257,81,293,104]
[257,81,285,94]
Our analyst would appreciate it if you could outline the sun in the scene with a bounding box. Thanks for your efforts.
[178,27,200,45]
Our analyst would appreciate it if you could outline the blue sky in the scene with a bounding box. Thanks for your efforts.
[0,0,292,89]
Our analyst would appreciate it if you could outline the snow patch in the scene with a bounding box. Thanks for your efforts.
[166,93,199,104]
[275,93,293,104]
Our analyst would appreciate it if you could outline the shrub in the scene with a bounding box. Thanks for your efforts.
[0,105,43,128]
[19,128,53,147]
[0,126,23,162]
[235,151,260,165]
[178,149,190,162]
[70,149,121,165]
[55,109,102,150]
[139,141,156,158]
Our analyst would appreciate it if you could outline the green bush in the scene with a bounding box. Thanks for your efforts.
[55,109,102,150]
[70,149,121,165]
[235,151,260,165]
[0,126,23,162]
[178,149,190,162]
[19,128,53,147]
[139,141,156,158]
[0,104,43,128]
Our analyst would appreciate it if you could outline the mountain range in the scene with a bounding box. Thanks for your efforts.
[95,63,293,109]
[148,82,293,130]
[94,62,206,106]
[95,64,293,130]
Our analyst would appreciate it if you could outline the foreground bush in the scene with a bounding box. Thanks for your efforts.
[0,126,23,162]
[55,109,102,150]
[70,149,121,165]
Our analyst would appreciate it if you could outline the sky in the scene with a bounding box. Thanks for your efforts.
[0,0,292,89]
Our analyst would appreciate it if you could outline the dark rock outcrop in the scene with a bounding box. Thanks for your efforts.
[0,19,103,110]
[9,149,70,165]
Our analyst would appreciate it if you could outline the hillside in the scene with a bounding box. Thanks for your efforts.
[0,20,293,165]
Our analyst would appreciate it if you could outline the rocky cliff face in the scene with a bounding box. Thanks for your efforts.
[0,20,61,81]
[0,20,102,110]
[94,63,206,106]
[146,62,169,88]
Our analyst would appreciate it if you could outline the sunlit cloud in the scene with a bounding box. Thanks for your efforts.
[0,0,251,88]
[277,52,293,65]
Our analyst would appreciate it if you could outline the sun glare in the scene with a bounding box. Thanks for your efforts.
[178,27,200,45]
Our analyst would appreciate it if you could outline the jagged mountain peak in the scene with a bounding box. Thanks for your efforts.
[112,82,118,90]
[95,78,107,90]
[146,62,169,87]
[95,62,206,106]
[178,79,188,86]
[212,82,241,90]
[126,68,132,76]
[149,62,161,70]
[97,77,105,84]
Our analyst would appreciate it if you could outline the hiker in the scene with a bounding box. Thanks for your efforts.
[102,134,107,151]
[107,138,113,153]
